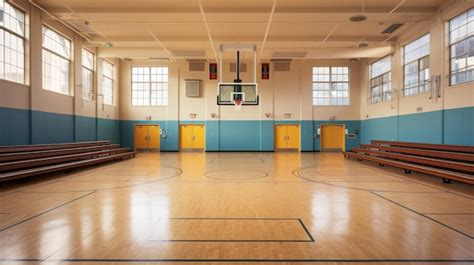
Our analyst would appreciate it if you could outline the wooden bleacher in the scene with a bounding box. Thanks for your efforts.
[343,140,474,185]
[0,141,136,182]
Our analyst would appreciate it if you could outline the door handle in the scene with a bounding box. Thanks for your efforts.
[192,136,195,141]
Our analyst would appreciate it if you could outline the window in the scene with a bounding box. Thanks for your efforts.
[131,66,168,106]
[312,66,349,106]
[403,34,430,96]
[0,0,25,83]
[102,61,114,105]
[449,8,474,85]
[82,49,94,101]
[42,26,71,95]
[370,56,392,104]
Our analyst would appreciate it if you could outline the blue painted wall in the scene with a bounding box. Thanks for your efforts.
[75,115,97,142]
[0,107,121,146]
[31,110,75,144]
[1,106,472,150]
[361,116,399,144]
[443,107,474,146]
[98,118,121,144]
[217,120,274,151]
[0,107,30,145]
[398,111,443,143]
[361,107,474,146]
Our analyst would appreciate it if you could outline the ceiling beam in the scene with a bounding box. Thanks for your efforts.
[318,24,338,48]
[146,27,176,62]
[197,0,218,62]
[47,7,438,14]
[87,35,389,43]
[258,0,277,62]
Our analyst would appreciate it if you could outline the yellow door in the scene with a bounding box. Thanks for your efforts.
[147,125,160,149]
[134,125,148,149]
[286,125,300,150]
[321,125,345,151]
[274,125,287,150]
[192,125,205,149]
[180,125,193,150]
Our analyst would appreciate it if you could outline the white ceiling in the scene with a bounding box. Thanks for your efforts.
[35,0,453,61]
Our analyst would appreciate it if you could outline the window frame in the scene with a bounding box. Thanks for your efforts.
[448,7,474,86]
[130,66,169,107]
[312,66,350,106]
[41,24,72,96]
[81,48,95,101]
[0,0,26,84]
[369,56,392,104]
[102,60,114,106]
[402,33,431,97]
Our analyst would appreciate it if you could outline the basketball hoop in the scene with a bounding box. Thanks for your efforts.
[233,99,243,111]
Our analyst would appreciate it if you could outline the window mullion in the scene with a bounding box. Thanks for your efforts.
[329,67,332,105]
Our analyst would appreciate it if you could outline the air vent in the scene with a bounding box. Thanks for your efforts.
[272,51,307,59]
[273,62,291,71]
[382,23,404,34]
[185,79,201,97]
[416,107,423,112]
[358,42,369,48]
[230,63,247,73]
[189,61,205,72]
[173,50,206,57]
[148,57,169,61]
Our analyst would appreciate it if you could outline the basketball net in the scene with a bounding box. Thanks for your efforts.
[233,99,243,111]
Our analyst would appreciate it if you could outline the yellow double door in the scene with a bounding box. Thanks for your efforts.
[134,125,160,150]
[180,125,205,151]
[320,124,345,151]
[274,125,300,151]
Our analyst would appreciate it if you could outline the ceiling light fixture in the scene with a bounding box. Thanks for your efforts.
[102,42,113,48]
[349,0,367,22]
[358,42,369,48]
[349,15,367,22]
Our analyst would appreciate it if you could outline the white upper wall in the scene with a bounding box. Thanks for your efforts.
[118,58,362,121]
[360,1,474,120]
[0,0,119,119]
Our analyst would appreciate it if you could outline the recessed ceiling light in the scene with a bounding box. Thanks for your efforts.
[349,15,367,22]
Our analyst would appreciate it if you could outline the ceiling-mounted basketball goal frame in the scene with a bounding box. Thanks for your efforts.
[217,44,259,110]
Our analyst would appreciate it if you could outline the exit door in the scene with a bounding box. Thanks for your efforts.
[180,125,205,151]
[134,125,160,151]
[274,125,300,151]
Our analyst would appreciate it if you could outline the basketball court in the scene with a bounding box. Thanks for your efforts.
[0,0,473,264]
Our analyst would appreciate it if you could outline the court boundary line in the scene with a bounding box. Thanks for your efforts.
[0,191,95,233]
[149,217,314,243]
[371,191,474,239]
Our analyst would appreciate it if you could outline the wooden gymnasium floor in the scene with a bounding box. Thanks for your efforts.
[0,152,473,265]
